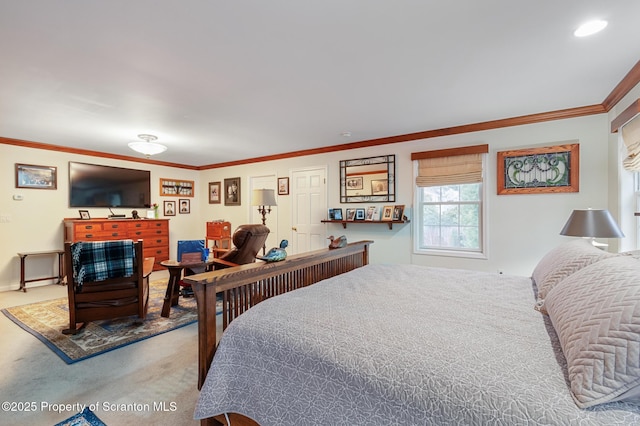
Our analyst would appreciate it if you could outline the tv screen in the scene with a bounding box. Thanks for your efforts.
[69,162,151,208]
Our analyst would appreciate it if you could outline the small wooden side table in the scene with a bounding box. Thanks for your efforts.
[17,250,65,292]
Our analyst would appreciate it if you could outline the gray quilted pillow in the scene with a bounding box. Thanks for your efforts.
[532,239,614,302]
[544,256,640,408]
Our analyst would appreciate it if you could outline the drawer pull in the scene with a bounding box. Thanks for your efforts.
[135,231,142,235]
[156,239,162,243]
[112,233,118,237]
[86,225,93,230]
[135,224,142,228]
[86,234,93,238]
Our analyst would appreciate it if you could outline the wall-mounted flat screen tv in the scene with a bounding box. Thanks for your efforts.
[69,162,151,208]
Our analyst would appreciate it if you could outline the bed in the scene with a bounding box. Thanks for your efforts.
[185,239,640,425]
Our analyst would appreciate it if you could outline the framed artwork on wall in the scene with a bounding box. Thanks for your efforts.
[497,143,579,195]
[164,200,176,216]
[224,177,241,206]
[179,199,190,214]
[160,178,194,197]
[209,182,221,204]
[278,177,289,195]
[15,163,57,189]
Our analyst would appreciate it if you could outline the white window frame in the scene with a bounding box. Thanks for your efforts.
[413,157,488,259]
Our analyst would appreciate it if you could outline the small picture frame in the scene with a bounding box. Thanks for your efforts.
[371,180,388,195]
[346,208,356,221]
[365,206,377,221]
[333,208,343,221]
[381,206,394,221]
[209,182,221,204]
[164,200,176,216]
[328,208,336,220]
[355,208,366,220]
[392,205,405,221]
[179,199,190,214]
[79,210,90,220]
[278,177,289,195]
[224,178,241,206]
[15,163,57,189]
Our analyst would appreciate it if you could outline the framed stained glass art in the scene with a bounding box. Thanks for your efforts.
[497,143,579,195]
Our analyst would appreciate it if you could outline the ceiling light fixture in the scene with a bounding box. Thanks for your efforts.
[128,134,167,157]
[574,20,608,37]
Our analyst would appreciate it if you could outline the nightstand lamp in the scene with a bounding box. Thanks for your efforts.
[560,208,624,249]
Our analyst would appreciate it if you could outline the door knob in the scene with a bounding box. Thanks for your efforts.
[292,227,297,231]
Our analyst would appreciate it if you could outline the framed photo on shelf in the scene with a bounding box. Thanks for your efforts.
[224,178,241,206]
[392,205,405,221]
[164,200,176,216]
[78,210,90,220]
[346,208,356,221]
[208,182,221,204]
[333,208,343,221]
[381,206,394,221]
[365,206,377,221]
[179,199,190,214]
[355,208,366,220]
[15,163,57,189]
[278,177,289,195]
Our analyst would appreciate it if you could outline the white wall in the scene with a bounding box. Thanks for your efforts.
[0,106,629,290]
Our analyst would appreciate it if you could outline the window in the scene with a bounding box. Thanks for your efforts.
[412,145,488,258]
[418,183,482,251]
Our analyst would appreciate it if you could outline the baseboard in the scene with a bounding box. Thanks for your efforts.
[0,281,55,293]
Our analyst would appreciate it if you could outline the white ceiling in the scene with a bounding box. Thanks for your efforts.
[1,1,639,167]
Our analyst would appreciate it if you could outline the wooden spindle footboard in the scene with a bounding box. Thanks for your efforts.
[183,240,373,389]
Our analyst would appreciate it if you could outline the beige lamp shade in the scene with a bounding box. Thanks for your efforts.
[251,189,277,207]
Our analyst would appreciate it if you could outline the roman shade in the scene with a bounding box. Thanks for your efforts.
[622,114,640,171]
[412,144,488,187]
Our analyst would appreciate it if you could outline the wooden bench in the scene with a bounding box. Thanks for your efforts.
[17,250,65,292]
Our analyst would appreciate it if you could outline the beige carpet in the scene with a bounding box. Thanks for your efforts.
[1,279,207,363]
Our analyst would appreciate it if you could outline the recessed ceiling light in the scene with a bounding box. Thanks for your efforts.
[574,20,608,37]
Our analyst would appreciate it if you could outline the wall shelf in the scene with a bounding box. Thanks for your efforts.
[321,219,409,230]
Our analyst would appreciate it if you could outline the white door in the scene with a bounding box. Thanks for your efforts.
[290,166,327,254]
[249,175,278,254]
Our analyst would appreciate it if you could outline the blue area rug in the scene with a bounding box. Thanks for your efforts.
[2,279,219,364]
[54,407,106,426]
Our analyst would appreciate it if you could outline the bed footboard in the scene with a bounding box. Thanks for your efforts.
[184,240,373,389]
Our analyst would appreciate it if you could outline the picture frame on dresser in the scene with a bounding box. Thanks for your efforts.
[78,210,90,220]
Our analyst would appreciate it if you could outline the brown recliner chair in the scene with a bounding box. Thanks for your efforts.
[215,224,270,267]
[63,240,154,334]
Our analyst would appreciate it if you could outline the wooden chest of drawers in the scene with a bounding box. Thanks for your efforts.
[63,218,170,271]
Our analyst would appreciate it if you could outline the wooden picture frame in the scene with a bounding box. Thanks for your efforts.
[78,210,90,220]
[15,164,57,189]
[497,143,579,195]
[179,199,190,214]
[164,200,176,216]
[224,178,241,206]
[346,208,356,221]
[392,205,405,221]
[208,182,221,204]
[160,178,194,197]
[381,206,394,221]
[278,177,289,195]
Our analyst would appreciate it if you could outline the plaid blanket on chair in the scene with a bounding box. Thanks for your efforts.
[71,240,135,291]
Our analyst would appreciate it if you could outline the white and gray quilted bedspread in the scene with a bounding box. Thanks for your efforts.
[194,264,640,425]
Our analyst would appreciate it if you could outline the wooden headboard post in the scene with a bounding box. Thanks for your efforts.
[185,240,373,389]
